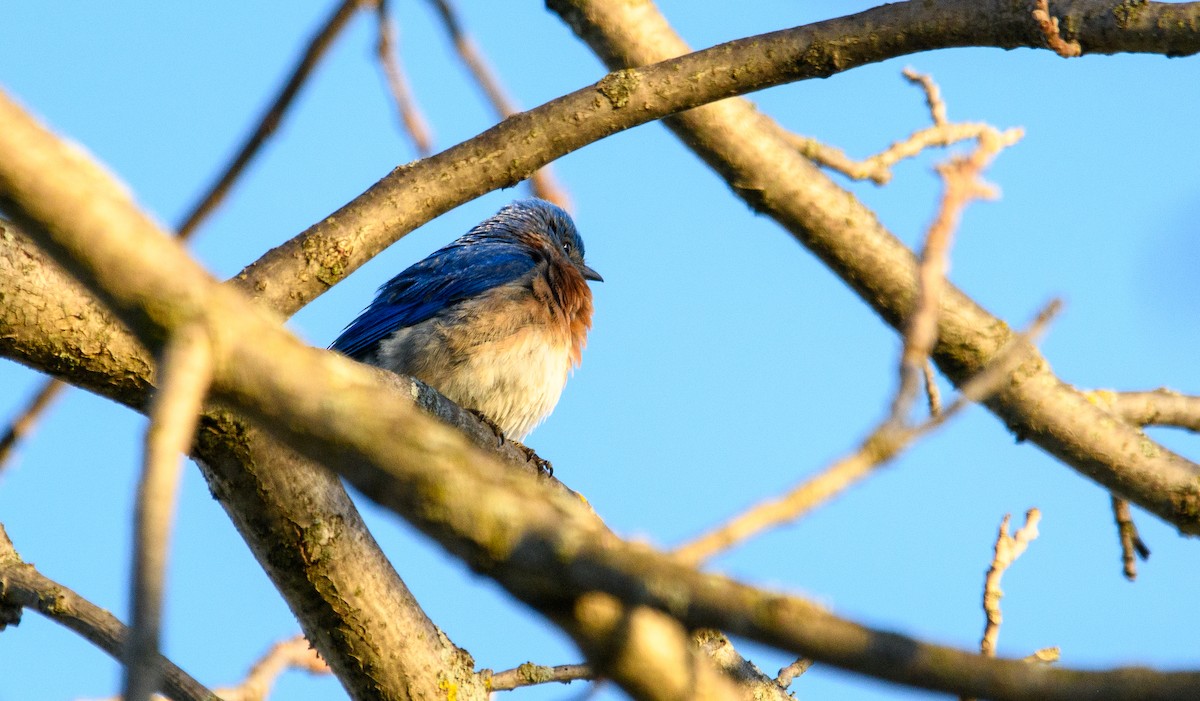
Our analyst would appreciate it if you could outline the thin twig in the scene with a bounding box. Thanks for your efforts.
[424,0,571,209]
[788,68,1008,185]
[373,0,434,156]
[788,121,1023,186]
[10,66,1200,700]
[0,378,64,472]
[124,324,214,701]
[488,662,593,691]
[674,301,1061,565]
[775,657,813,688]
[0,1,367,475]
[1032,0,1083,57]
[0,523,216,701]
[214,636,329,701]
[1111,496,1151,581]
[980,509,1041,658]
[174,0,367,238]
[923,360,942,418]
[893,69,1024,422]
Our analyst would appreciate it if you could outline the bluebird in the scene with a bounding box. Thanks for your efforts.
[330,198,602,447]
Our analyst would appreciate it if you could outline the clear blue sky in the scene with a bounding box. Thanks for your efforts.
[1,3,1198,700]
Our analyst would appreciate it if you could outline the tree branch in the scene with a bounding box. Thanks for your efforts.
[175,0,369,239]
[0,378,64,471]
[424,0,571,208]
[4,81,1200,701]
[980,509,1042,658]
[547,0,1200,534]
[215,636,329,701]
[0,523,217,701]
[0,219,488,701]
[373,0,435,156]
[126,323,214,701]
[1089,388,1200,433]
[234,0,1200,318]
[487,661,591,691]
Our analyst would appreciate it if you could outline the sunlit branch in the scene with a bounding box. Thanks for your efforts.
[487,662,592,691]
[547,0,1200,538]
[1033,0,1083,57]
[1111,496,1151,581]
[215,636,329,701]
[0,378,64,472]
[674,301,1059,565]
[979,509,1042,658]
[423,0,571,208]
[124,323,214,701]
[0,524,215,701]
[1088,388,1200,433]
[374,0,435,156]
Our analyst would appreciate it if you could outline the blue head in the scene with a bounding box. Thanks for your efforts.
[482,199,603,283]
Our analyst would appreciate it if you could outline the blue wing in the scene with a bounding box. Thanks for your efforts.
[330,236,536,359]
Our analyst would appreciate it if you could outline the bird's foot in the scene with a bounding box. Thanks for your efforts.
[468,409,507,448]
[465,410,553,476]
[512,440,554,478]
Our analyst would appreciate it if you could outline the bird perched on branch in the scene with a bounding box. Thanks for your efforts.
[330,198,602,448]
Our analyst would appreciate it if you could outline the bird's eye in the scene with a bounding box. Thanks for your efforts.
[561,241,573,255]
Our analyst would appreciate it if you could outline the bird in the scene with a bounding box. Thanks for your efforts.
[330,198,602,450]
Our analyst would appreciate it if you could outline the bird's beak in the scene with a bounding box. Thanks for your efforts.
[579,263,604,282]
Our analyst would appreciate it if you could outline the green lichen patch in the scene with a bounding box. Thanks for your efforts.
[597,69,640,109]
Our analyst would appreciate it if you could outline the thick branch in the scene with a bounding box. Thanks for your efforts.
[0,220,501,701]
[547,0,1200,534]
[4,82,1200,701]
[235,0,1200,318]
[0,228,785,701]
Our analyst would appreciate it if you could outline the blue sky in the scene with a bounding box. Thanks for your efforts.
[1,3,1198,700]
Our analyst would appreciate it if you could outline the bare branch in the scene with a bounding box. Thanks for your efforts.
[6,87,1200,701]
[374,0,435,156]
[1033,0,1083,57]
[215,636,329,701]
[893,69,1024,421]
[1088,388,1200,433]
[488,662,592,692]
[980,509,1042,658]
[1111,496,1151,581]
[548,0,1200,536]
[674,301,1059,565]
[175,0,368,239]
[238,0,1200,318]
[787,66,1018,185]
[775,657,813,688]
[0,377,64,473]
[423,0,570,208]
[125,323,214,701]
[1025,647,1062,664]
[0,524,217,701]
[923,361,942,418]
[905,67,949,126]
[570,594,743,701]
